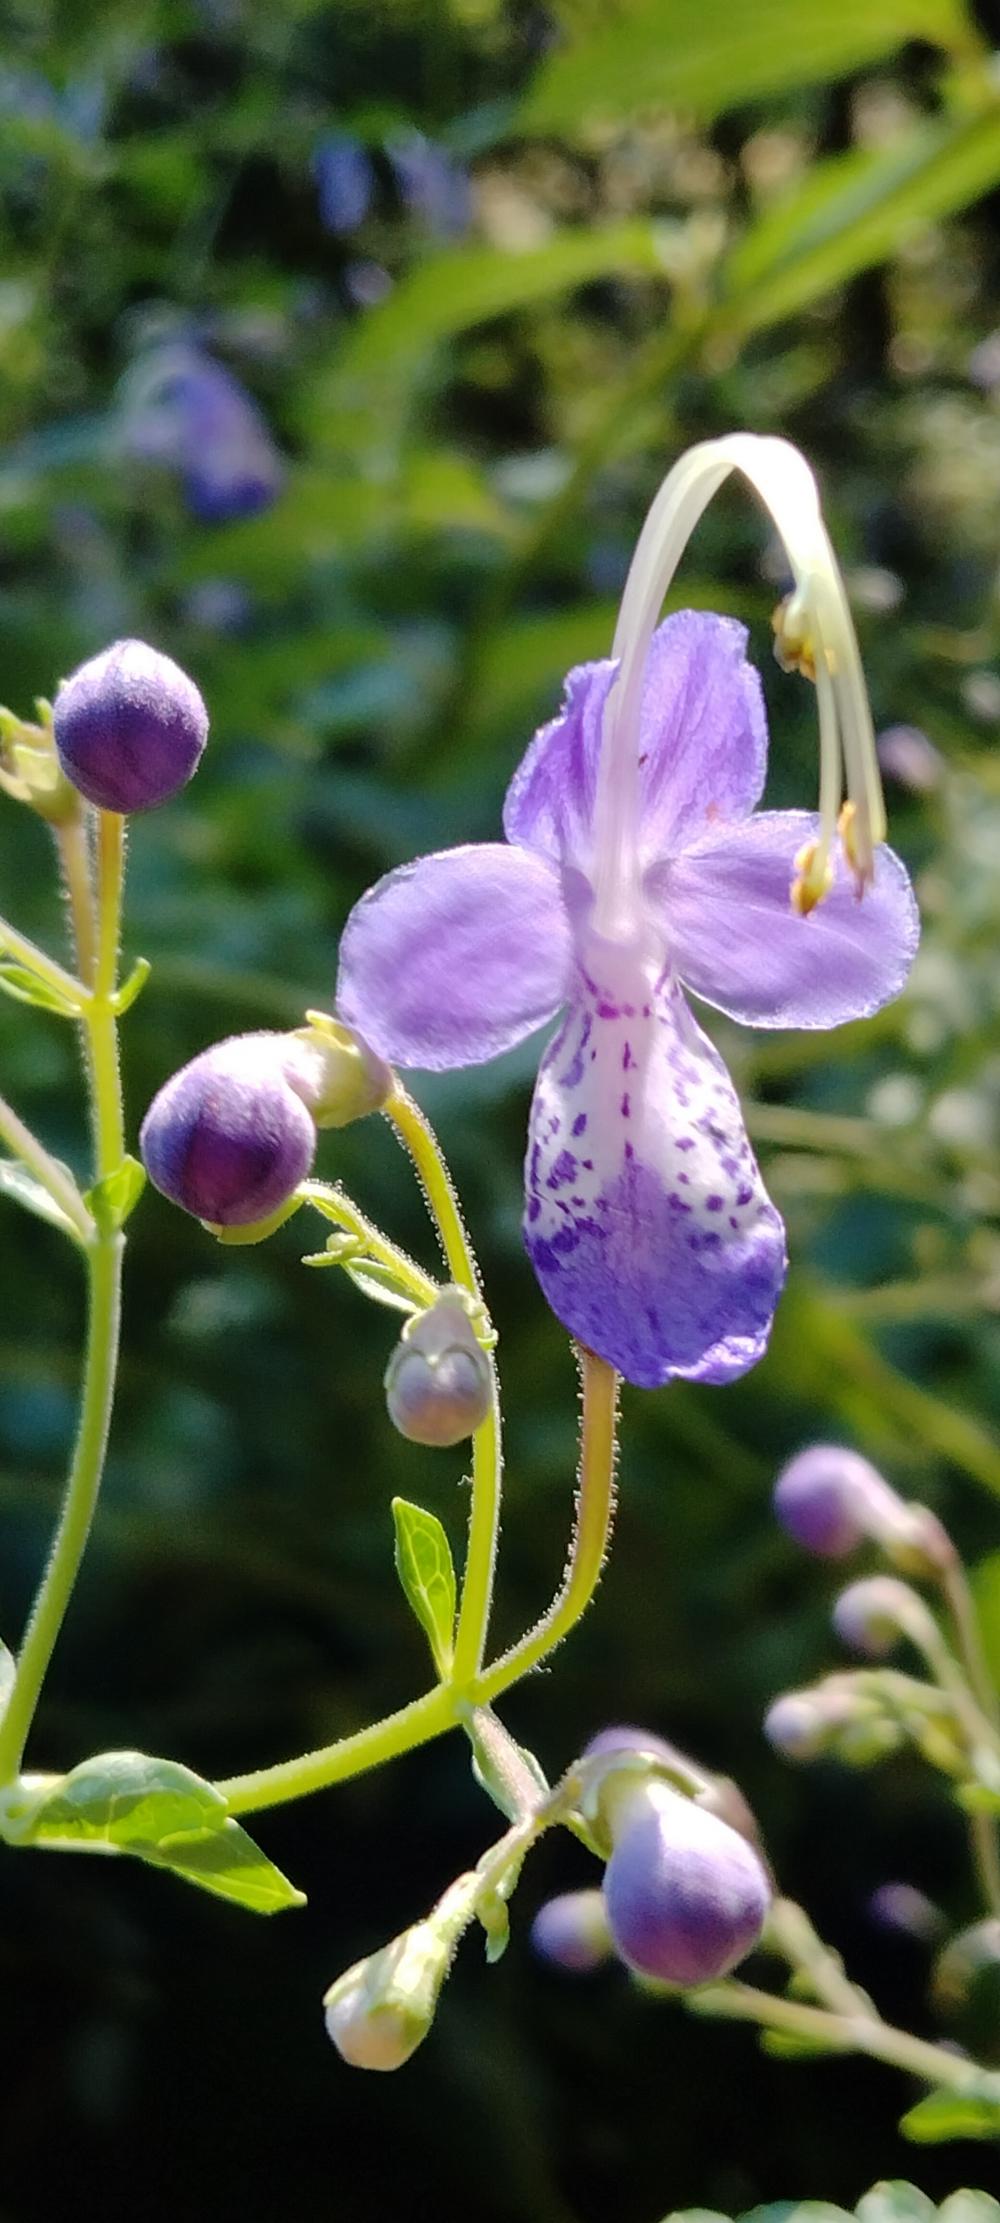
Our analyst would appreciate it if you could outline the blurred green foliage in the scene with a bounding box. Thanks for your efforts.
[3,0,1000,2217]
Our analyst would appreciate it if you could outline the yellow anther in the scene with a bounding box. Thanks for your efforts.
[771,596,816,683]
[790,838,834,917]
[837,799,874,896]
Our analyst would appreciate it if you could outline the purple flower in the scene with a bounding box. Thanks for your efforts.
[53,639,208,812]
[313,133,375,234]
[337,610,918,1387]
[118,344,283,524]
[387,130,471,237]
[602,1780,771,1987]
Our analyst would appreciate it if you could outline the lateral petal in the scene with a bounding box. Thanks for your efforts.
[336,843,572,1070]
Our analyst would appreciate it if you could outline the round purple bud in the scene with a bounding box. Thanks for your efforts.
[385,1292,491,1448]
[603,1783,771,1988]
[582,1726,677,1766]
[530,1889,611,1974]
[140,1031,322,1226]
[52,639,208,812]
[774,1444,897,1559]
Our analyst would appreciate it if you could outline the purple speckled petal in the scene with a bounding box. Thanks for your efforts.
[649,811,920,1030]
[336,843,572,1071]
[523,952,786,1387]
[504,613,768,879]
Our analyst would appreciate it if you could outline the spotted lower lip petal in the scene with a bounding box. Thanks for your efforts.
[522,955,787,1389]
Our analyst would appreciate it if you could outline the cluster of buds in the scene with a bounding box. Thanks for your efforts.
[535,1728,771,1992]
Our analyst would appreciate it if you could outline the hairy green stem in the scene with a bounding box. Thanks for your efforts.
[0,1231,122,1780]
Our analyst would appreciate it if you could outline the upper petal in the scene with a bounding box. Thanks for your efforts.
[503,613,768,879]
[650,811,920,1031]
[523,956,786,1388]
[336,843,572,1071]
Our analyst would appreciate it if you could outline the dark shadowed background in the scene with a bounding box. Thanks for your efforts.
[2,1,1000,2217]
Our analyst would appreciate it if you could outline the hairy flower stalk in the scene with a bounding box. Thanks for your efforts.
[337,432,917,1386]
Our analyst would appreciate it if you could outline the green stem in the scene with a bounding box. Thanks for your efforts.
[385,1086,502,1688]
[217,1682,457,1817]
[0,804,127,1783]
[0,1231,123,1781]
[90,812,125,1176]
[52,811,97,987]
[690,1976,1000,2098]
[0,1091,93,1241]
[478,1350,618,1702]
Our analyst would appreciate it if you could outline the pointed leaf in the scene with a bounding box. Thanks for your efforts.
[391,1497,457,1677]
[344,1259,421,1314]
[0,1640,14,1721]
[0,1158,83,1241]
[84,1155,146,1234]
[139,1818,306,1914]
[0,961,82,1016]
[899,2090,1000,2143]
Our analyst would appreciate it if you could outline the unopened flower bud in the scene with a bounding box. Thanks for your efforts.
[774,1445,953,1578]
[602,1781,771,1988]
[868,1882,944,1944]
[763,1692,828,1760]
[52,640,208,812]
[833,1576,917,1659]
[932,1919,1000,2047]
[324,1919,449,2072]
[140,1031,327,1225]
[774,1444,898,1558]
[530,1889,612,1974]
[385,1291,491,1447]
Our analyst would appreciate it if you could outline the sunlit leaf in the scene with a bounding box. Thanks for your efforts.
[9,1750,229,1848]
[391,1497,457,1676]
[722,109,1000,338]
[899,2089,1000,2143]
[521,0,973,136]
[139,1819,306,1914]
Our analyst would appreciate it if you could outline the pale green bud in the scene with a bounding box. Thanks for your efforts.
[323,1919,450,2072]
[292,1011,392,1128]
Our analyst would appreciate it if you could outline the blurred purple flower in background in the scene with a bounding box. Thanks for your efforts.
[337,612,918,1388]
[117,343,283,523]
[387,130,471,237]
[313,133,375,234]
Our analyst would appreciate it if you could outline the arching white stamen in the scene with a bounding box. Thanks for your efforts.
[592,433,886,940]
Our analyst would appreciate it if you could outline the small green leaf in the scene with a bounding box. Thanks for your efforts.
[84,1155,146,1234]
[9,1749,229,1848]
[0,961,82,1016]
[139,1818,306,1914]
[0,1157,84,1241]
[344,1259,421,1315]
[391,1498,457,1677]
[113,955,151,1015]
[899,2090,1000,2143]
[478,1887,510,1965]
